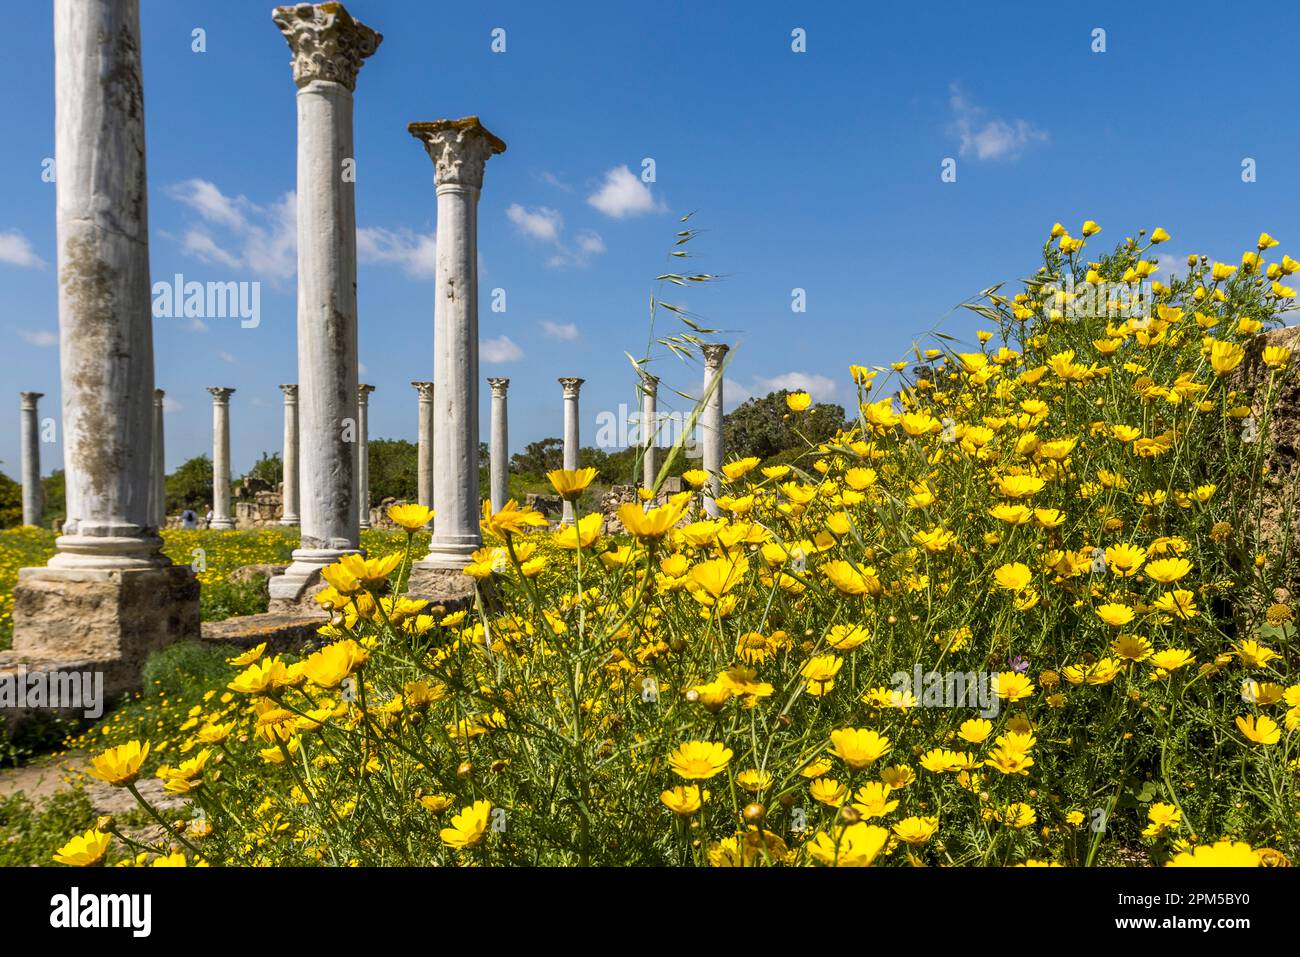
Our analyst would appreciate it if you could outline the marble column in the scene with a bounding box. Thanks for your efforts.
[14,0,198,677]
[639,372,659,490]
[279,384,300,525]
[411,381,435,518]
[19,393,43,527]
[409,117,505,569]
[151,390,165,527]
[356,383,374,529]
[701,343,729,517]
[208,388,235,530]
[270,3,380,600]
[559,377,584,525]
[488,377,510,512]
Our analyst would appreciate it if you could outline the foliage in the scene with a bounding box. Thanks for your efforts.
[723,390,847,463]
[367,438,419,505]
[166,455,214,514]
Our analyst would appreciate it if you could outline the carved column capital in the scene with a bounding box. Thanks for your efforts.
[488,377,511,397]
[702,343,730,369]
[272,2,381,92]
[408,117,507,190]
[411,380,436,400]
[558,377,585,398]
[207,387,236,403]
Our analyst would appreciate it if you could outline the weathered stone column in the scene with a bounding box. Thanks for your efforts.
[701,343,729,517]
[488,377,510,512]
[639,372,659,490]
[559,377,584,524]
[356,383,374,529]
[151,389,165,527]
[408,117,505,573]
[11,0,198,683]
[208,388,235,530]
[411,381,435,518]
[270,3,380,602]
[19,393,43,527]
[279,384,300,525]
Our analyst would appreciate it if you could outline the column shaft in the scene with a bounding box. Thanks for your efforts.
[151,390,165,527]
[488,378,509,512]
[280,384,300,524]
[209,388,235,530]
[20,393,43,527]
[640,375,658,490]
[357,384,374,528]
[412,381,435,515]
[701,344,729,517]
[559,377,584,524]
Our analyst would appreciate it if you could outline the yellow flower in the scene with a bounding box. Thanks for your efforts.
[809,777,849,806]
[1235,714,1281,746]
[660,785,706,816]
[992,672,1035,702]
[958,718,992,744]
[1095,603,1135,627]
[807,823,890,867]
[618,493,691,540]
[829,728,891,770]
[1148,648,1195,672]
[668,741,733,779]
[1104,543,1146,577]
[1167,840,1261,867]
[1233,639,1279,669]
[722,457,761,481]
[301,639,369,689]
[786,391,812,412]
[53,829,111,867]
[1144,556,1191,584]
[821,560,882,597]
[87,741,149,788]
[681,469,709,488]
[419,794,455,815]
[1150,227,1170,244]
[993,562,1032,591]
[1208,340,1245,376]
[547,467,599,500]
[387,503,434,531]
[892,816,939,844]
[552,512,603,549]
[482,499,550,537]
[997,474,1045,498]
[439,800,492,849]
[1152,589,1198,620]
[688,556,749,600]
[1142,802,1182,838]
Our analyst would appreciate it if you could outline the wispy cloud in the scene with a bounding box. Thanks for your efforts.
[0,229,47,269]
[17,328,57,347]
[587,165,664,218]
[752,372,838,402]
[506,204,563,241]
[949,84,1047,162]
[166,179,297,282]
[539,320,579,341]
[482,335,524,363]
[356,226,437,278]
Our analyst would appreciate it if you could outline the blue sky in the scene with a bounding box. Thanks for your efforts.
[3,0,1299,480]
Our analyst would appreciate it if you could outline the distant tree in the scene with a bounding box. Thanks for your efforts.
[367,438,418,504]
[166,455,214,513]
[0,471,20,528]
[244,451,283,486]
[510,437,564,478]
[41,469,65,526]
[723,390,847,463]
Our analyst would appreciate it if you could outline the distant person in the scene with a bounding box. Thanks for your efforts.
[180,509,198,530]
[204,508,214,529]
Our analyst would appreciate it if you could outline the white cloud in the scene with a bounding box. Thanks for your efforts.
[189,317,209,333]
[545,230,606,269]
[165,179,297,282]
[540,171,573,192]
[540,320,579,341]
[217,351,237,364]
[18,328,57,347]
[0,230,46,269]
[752,372,838,403]
[481,335,524,363]
[162,396,183,413]
[356,226,437,278]
[949,84,1047,162]
[506,203,563,241]
[587,165,663,219]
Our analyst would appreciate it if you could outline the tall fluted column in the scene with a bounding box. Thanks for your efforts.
[409,117,505,569]
[559,377,584,524]
[357,383,374,529]
[208,388,235,530]
[270,3,380,600]
[701,343,729,517]
[488,378,510,512]
[20,393,43,527]
[411,381,435,519]
[639,372,659,490]
[151,390,165,527]
[279,384,300,525]
[13,0,198,674]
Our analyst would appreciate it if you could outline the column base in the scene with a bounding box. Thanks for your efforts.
[414,538,480,571]
[11,564,200,689]
[210,518,236,531]
[279,515,300,526]
[268,546,362,605]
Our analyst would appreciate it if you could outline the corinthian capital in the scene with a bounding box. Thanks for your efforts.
[558,377,585,398]
[702,343,730,369]
[273,3,382,92]
[408,117,507,190]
